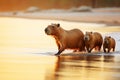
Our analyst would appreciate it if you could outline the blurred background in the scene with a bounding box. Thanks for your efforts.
[0,0,120,11]
[0,0,120,25]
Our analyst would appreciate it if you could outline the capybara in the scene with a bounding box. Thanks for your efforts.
[84,32,103,53]
[45,23,85,55]
[103,36,116,53]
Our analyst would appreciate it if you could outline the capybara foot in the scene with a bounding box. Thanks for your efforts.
[55,53,60,56]
[88,50,91,53]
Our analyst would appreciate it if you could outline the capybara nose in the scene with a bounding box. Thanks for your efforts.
[45,28,48,33]
[84,37,87,40]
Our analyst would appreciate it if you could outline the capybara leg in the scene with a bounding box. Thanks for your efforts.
[98,46,101,51]
[113,48,115,52]
[88,45,94,53]
[88,47,94,53]
[108,49,110,53]
[55,48,65,56]
[86,48,90,53]
[87,48,92,53]
[55,50,63,56]
[88,49,92,53]
[56,41,60,50]
[81,47,86,52]
[104,49,106,53]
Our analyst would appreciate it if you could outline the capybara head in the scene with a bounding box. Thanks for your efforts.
[84,32,93,41]
[45,23,60,35]
[104,36,111,44]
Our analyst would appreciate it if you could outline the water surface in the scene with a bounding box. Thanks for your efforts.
[0,17,120,80]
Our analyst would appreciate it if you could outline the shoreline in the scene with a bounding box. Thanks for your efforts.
[0,11,120,26]
[0,15,120,26]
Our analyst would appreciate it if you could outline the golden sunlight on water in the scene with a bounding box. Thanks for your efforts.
[0,17,120,80]
[0,53,57,80]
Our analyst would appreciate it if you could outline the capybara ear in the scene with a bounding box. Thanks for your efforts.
[57,23,60,27]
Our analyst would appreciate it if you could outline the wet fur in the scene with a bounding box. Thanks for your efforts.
[84,32,103,53]
[103,36,116,53]
[45,23,85,55]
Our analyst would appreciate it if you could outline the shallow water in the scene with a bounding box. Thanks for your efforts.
[0,17,120,80]
[55,53,120,80]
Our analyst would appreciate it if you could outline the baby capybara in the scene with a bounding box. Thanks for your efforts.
[84,32,103,53]
[103,36,116,53]
[45,23,85,55]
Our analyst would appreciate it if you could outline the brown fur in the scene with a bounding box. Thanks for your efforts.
[103,36,116,53]
[45,23,85,55]
[84,32,103,53]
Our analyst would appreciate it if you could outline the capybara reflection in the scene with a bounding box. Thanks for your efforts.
[103,36,116,53]
[45,23,85,55]
[84,32,103,53]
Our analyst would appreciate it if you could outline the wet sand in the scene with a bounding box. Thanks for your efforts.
[0,17,120,80]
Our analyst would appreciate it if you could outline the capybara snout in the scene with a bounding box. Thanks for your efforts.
[104,37,109,44]
[45,24,60,35]
[45,27,52,35]
[84,36,89,41]
[84,32,91,41]
[45,28,48,34]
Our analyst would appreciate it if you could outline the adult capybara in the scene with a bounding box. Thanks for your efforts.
[45,23,85,55]
[103,36,116,53]
[84,32,103,53]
